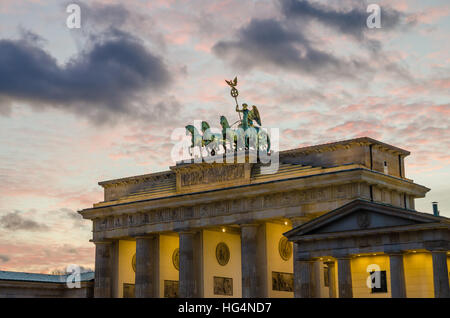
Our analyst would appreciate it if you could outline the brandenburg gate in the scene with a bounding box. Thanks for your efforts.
[79,78,444,298]
[79,136,431,298]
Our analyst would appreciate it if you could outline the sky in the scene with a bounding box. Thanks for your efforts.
[0,0,448,273]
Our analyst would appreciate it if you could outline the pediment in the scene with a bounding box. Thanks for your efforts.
[285,199,448,238]
[308,209,421,234]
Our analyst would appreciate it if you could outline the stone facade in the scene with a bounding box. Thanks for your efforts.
[79,137,431,298]
[285,199,450,298]
[0,271,94,298]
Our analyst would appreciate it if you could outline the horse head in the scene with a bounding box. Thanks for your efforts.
[220,115,230,129]
[185,125,197,136]
[201,121,211,133]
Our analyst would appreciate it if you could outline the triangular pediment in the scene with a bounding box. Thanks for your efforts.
[285,199,449,238]
[308,209,421,234]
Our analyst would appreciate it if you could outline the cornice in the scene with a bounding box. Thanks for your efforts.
[79,167,429,220]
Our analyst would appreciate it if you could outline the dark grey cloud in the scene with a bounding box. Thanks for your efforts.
[68,1,167,52]
[58,208,89,229]
[51,265,93,275]
[0,254,10,263]
[80,2,130,29]
[212,0,408,80]
[280,0,403,42]
[213,18,369,79]
[0,28,173,124]
[0,211,49,231]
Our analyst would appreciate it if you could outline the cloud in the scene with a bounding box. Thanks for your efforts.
[80,2,131,29]
[57,208,90,229]
[212,0,408,80]
[213,18,368,79]
[0,254,10,263]
[0,241,94,273]
[0,211,49,231]
[50,265,94,275]
[0,28,173,124]
[280,0,404,43]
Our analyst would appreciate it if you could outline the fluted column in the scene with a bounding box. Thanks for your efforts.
[293,244,301,297]
[388,252,406,298]
[135,235,159,298]
[179,230,202,298]
[240,223,266,297]
[295,257,315,298]
[94,241,113,298]
[325,261,337,298]
[290,217,309,298]
[431,250,450,298]
[337,256,353,298]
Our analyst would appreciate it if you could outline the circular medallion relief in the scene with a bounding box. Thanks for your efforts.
[215,242,230,266]
[172,248,180,271]
[357,212,371,229]
[278,237,292,261]
[132,254,136,273]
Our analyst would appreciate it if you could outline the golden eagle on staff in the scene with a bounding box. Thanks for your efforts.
[225,76,237,88]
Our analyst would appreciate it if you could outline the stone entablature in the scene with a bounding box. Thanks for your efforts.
[91,163,422,208]
[93,137,412,206]
[82,168,429,242]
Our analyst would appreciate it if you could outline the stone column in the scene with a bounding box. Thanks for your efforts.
[295,256,315,298]
[240,223,266,298]
[388,252,406,298]
[430,250,450,298]
[337,256,353,298]
[179,230,202,298]
[135,235,159,298]
[290,217,309,298]
[325,261,337,298]
[94,241,113,298]
[293,245,301,298]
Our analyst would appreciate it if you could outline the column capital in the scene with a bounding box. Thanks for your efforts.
[324,260,336,267]
[239,223,260,228]
[296,252,313,262]
[134,234,158,240]
[424,240,449,252]
[91,240,113,245]
[174,227,199,234]
[237,219,261,227]
[385,250,406,256]
[427,248,448,253]
[288,216,310,227]
[332,251,352,259]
